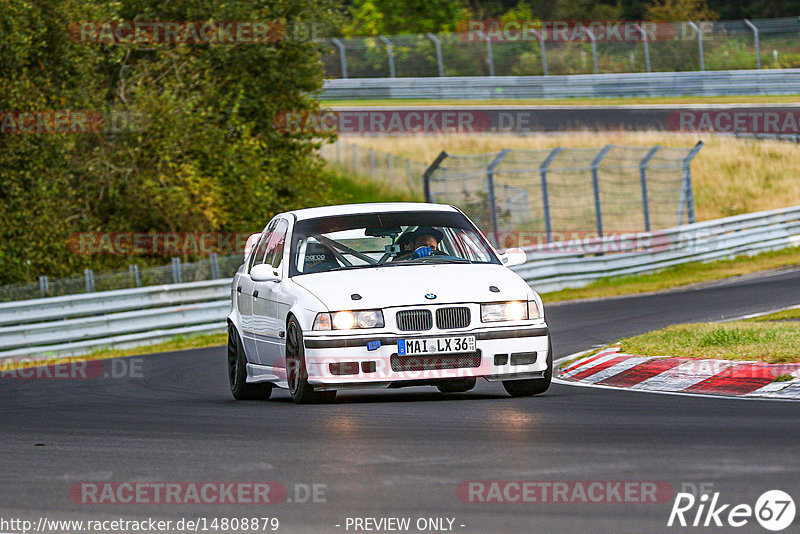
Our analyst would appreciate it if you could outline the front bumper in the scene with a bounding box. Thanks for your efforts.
[302,325,550,388]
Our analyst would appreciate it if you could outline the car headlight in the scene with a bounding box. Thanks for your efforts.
[480,301,540,322]
[313,310,385,331]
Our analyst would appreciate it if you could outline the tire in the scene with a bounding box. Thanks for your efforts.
[285,317,337,404]
[436,378,476,393]
[502,337,553,397]
[228,323,273,401]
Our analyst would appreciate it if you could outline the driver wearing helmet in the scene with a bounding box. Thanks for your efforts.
[399,227,444,259]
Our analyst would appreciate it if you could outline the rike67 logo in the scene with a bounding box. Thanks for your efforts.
[668,489,795,531]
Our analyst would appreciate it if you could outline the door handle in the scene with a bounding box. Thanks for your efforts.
[236,285,242,293]
[252,290,259,299]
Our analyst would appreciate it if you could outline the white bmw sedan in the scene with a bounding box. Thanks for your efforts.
[228,202,551,404]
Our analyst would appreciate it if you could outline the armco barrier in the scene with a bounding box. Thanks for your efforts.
[2,205,800,361]
[321,69,800,100]
[513,205,800,292]
[0,280,230,361]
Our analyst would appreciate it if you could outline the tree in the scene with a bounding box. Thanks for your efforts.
[646,0,718,20]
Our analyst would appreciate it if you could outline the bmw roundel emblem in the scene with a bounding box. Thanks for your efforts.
[425,293,436,300]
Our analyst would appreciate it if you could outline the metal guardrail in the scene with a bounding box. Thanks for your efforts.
[0,280,230,361]
[3,205,800,361]
[321,69,800,100]
[513,205,800,293]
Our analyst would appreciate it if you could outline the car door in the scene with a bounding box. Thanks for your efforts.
[239,221,275,364]
[252,218,289,368]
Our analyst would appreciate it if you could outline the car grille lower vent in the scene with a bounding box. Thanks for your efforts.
[396,309,433,331]
[436,307,471,329]
[391,351,482,372]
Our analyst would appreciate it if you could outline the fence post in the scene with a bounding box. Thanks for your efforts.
[171,257,182,284]
[583,27,599,74]
[482,32,495,76]
[688,21,705,71]
[330,38,348,78]
[485,149,510,241]
[678,141,703,225]
[378,36,396,77]
[743,19,761,69]
[426,33,445,76]
[530,29,548,75]
[591,145,614,238]
[634,24,651,72]
[539,148,562,243]
[84,269,95,293]
[129,264,141,287]
[210,252,220,279]
[39,275,49,298]
[639,145,661,232]
[422,151,449,203]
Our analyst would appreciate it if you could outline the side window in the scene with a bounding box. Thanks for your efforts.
[248,221,276,273]
[264,219,289,269]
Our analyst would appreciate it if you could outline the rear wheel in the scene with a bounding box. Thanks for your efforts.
[228,323,272,400]
[502,337,553,397]
[286,318,337,404]
[436,378,476,393]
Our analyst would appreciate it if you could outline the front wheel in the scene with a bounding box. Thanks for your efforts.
[228,323,273,400]
[502,337,553,397]
[285,318,337,404]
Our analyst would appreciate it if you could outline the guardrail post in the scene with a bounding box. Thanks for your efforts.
[210,253,220,279]
[529,29,548,76]
[539,148,562,243]
[84,269,95,293]
[486,149,510,241]
[634,24,651,73]
[743,19,761,69]
[426,33,445,76]
[583,27,599,74]
[39,275,49,298]
[688,21,705,71]
[330,38,348,78]
[129,264,141,287]
[171,257,182,284]
[422,151,449,203]
[678,141,703,225]
[639,145,661,231]
[378,36,396,77]
[591,145,613,237]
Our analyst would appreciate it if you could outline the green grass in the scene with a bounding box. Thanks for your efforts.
[747,307,800,322]
[326,166,420,204]
[543,245,800,303]
[323,94,800,108]
[619,322,800,364]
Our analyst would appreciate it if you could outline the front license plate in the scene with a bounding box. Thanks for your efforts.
[398,336,476,356]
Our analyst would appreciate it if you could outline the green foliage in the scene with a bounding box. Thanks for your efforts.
[0,0,345,284]
[345,0,470,36]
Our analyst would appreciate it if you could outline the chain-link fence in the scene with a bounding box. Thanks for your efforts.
[319,139,427,197]
[423,143,703,241]
[0,254,243,303]
[321,17,800,79]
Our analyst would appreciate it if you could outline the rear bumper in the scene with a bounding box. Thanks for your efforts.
[302,325,550,387]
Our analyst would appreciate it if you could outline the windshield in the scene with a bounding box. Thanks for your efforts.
[289,210,500,276]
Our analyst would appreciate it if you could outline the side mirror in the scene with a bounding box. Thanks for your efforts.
[244,233,261,262]
[499,247,527,267]
[251,263,281,283]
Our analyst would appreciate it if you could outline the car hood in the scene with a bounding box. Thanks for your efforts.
[292,263,532,310]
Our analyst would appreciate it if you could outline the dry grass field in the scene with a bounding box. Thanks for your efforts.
[341,132,800,222]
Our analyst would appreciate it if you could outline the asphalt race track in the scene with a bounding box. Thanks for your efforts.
[2,269,800,533]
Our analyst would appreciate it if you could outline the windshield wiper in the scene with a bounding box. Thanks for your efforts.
[403,257,471,264]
